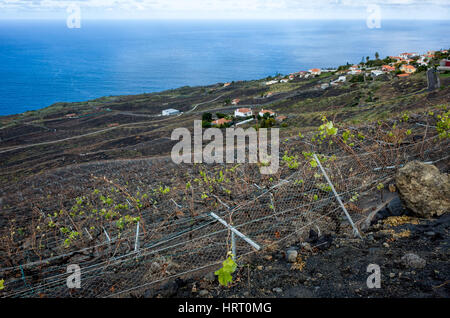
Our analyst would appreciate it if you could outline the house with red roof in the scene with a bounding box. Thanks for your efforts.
[309,68,321,76]
[349,69,362,75]
[234,108,253,118]
[382,65,396,72]
[399,52,418,60]
[389,56,403,63]
[259,109,276,117]
[400,64,416,74]
[417,56,429,66]
[275,116,287,122]
[424,51,436,59]
[231,98,240,105]
[212,118,232,126]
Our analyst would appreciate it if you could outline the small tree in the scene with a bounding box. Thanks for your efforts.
[202,120,212,128]
[349,74,364,83]
[375,52,380,60]
[416,64,427,73]
[383,57,393,64]
[202,113,212,122]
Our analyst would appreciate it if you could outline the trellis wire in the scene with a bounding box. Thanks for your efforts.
[0,124,449,298]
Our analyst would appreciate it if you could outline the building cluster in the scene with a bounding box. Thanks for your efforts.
[338,49,448,79]
[293,49,448,84]
[162,49,449,120]
[207,107,284,127]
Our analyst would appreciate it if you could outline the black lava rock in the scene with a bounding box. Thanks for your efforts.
[372,197,412,224]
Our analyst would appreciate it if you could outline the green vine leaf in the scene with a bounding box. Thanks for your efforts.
[0,279,4,290]
[214,256,237,286]
[310,160,318,168]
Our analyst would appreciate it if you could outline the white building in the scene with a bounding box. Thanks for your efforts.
[349,69,362,75]
[331,76,346,85]
[309,68,322,76]
[259,109,276,117]
[417,56,429,66]
[371,70,384,77]
[399,52,418,60]
[437,59,450,71]
[162,108,180,116]
[265,80,279,85]
[234,108,253,118]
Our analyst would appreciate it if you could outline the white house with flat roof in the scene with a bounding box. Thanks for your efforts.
[437,59,450,71]
[162,108,180,116]
[371,70,384,77]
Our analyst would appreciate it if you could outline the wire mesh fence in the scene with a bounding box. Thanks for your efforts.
[0,116,449,298]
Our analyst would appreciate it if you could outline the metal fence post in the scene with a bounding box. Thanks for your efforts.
[103,226,111,243]
[313,154,362,239]
[134,221,140,253]
[84,227,93,240]
[231,231,236,260]
[210,212,261,252]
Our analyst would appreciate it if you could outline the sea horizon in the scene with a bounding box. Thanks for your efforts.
[1,18,449,116]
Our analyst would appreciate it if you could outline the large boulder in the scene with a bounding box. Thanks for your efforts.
[395,161,450,218]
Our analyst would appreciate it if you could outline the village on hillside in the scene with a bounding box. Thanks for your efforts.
[159,48,449,129]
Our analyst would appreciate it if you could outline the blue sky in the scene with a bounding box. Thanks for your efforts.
[0,0,449,20]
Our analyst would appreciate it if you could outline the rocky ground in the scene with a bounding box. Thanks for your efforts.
[144,200,449,298]
[1,69,448,298]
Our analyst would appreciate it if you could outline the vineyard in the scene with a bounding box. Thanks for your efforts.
[0,109,449,298]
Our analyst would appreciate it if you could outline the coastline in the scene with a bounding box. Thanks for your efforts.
[1,18,450,116]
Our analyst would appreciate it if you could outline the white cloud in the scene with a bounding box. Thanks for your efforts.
[0,0,449,19]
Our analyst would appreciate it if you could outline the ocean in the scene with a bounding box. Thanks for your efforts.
[0,19,449,115]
